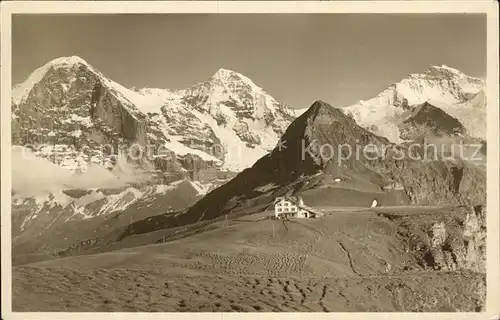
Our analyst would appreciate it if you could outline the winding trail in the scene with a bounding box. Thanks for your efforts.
[338,241,363,277]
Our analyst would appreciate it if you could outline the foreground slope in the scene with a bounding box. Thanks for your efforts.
[13,205,486,312]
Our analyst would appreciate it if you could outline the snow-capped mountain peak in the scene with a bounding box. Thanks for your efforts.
[213,67,240,79]
[174,67,297,170]
[12,56,92,105]
[427,64,464,75]
[343,65,486,143]
[422,65,484,86]
[211,68,259,89]
[12,55,144,115]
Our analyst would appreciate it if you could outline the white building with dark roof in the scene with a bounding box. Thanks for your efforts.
[273,196,322,219]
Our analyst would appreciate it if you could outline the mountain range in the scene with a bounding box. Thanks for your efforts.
[11,56,487,258]
[12,56,297,177]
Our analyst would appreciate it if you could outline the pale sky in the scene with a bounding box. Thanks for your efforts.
[12,14,486,109]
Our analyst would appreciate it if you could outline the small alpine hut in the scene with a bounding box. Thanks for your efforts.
[273,196,322,220]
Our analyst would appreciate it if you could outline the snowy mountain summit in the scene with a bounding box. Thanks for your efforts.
[12,56,298,177]
[343,65,486,143]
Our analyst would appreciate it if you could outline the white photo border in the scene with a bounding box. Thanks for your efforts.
[1,1,498,320]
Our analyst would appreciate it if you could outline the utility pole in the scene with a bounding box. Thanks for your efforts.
[272,221,275,239]
[225,214,228,227]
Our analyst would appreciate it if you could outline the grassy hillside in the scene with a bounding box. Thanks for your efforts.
[13,205,486,312]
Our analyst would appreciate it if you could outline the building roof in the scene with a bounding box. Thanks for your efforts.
[297,204,322,216]
[274,196,302,205]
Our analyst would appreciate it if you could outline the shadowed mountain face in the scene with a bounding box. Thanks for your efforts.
[12,99,488,313]
[117,101,485,240]
[400,102,466,141]
[182,101,390,216]
[11,57,298,254]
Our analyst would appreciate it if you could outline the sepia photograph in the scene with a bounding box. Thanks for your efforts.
[1,1,499,318]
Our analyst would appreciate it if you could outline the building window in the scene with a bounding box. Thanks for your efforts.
[291,207,296,211]
[277,208,282,212]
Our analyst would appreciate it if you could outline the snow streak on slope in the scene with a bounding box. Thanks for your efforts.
[342,65,486,143]
[190,108,270,170]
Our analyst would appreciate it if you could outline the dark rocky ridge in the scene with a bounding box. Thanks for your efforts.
[183,101,484,219]
[117,101,485,240]
[400,101,466,140]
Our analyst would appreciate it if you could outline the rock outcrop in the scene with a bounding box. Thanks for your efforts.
[379,205,486,273]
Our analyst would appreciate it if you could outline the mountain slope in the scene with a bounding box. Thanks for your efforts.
[12,60,487,261]
[343,65,486,143]
[181,101,484,218]
[113,101,485,243]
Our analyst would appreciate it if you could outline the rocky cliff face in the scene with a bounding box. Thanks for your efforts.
[379,205,486,273]
[12,57,150,172]
[372,158,486,206]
